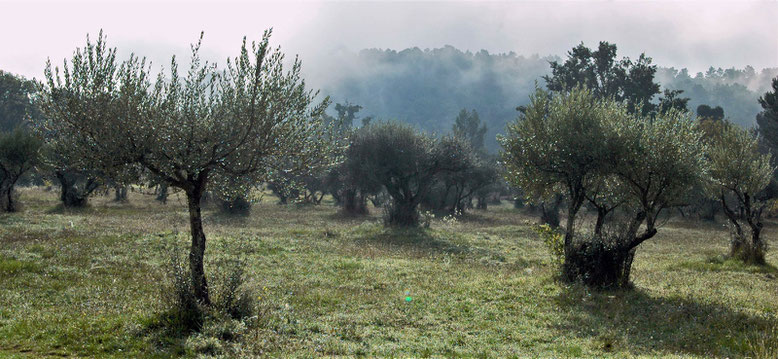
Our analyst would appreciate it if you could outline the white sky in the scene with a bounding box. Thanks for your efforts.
[2,0,777,81]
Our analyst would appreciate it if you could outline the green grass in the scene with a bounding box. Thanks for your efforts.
[0,187,776,358]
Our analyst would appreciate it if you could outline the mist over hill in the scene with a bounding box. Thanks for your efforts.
[313,46,778,151]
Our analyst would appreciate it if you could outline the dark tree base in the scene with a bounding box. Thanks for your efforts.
[219,197,252,216]
[61,190,89,208]
[730,241,766,265]
[562,241,636,289]
[385,202,419,227]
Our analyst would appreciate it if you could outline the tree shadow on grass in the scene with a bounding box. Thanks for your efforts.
[355,227,507,264]
[45,203,95,215]
[553,285,777,358]
[671,254,778,276]
[324,210,380,224]
[453,210,532,227]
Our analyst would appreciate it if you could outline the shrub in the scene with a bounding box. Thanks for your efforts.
[218,196,253,216]
[160,250,205,334]
[532,224,564,270]
[213,258,255,321]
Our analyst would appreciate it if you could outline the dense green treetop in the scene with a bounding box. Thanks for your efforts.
[756,77,778,151]
[0,71,40,132]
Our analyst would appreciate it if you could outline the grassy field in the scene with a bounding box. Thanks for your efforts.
[1,187,777,358]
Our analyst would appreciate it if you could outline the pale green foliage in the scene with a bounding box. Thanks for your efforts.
[501,87,708,287]
[35,29,343,304]
[707,121,773,263]
[36,30,340,199]
[610,108,708,219]
[499,87,622,203]
[501,88,706,224]
[532,224,564,269]
[708,123,773,198]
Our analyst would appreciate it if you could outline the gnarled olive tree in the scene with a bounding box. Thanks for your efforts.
[500,87,621,259]
[347,122,469,226]
[501,87,707,288]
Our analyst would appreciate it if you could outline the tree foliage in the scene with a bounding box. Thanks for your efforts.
[656,89,690,115]
[452,109,487,153]
[0,128,41,212]
[37,30,340,304]
[708,121,774,264]
[543,41,660,116]
[501,87,621,246]
[657,66,776,128]
[501,87,707,288]
[697,104,725,122]
[0,71,40,132]
[756,77,778,151]
[346,122,470,226]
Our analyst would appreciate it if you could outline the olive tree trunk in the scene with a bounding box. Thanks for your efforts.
[721,194,766,264]
[186,185,210,305]
[0,177,18,212]
[562,210,658,288]
[113,185,128,202]
[342,188,368,215]
[386,200,420,226]
[156,184,168,204]
[56,171,99,208]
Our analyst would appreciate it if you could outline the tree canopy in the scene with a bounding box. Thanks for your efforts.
[37,30,340,304]
[500,87,707,287]
[756,77,778,151]
[543,41,660,116]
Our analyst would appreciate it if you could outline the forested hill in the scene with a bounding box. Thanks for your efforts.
[316,46,778,152]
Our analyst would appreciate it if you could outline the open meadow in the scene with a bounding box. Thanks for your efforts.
[0,187,777,358]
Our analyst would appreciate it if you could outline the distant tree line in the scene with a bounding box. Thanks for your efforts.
[320,45,777,151]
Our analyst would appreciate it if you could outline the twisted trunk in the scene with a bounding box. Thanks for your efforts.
[722,193,766,264]
[56,171,98,207]
[388,199,419,226]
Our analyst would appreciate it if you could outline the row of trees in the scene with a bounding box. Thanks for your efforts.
[2,34,776,296]
[320,43,777,151]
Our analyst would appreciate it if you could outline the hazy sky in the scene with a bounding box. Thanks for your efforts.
[2,0,776,82]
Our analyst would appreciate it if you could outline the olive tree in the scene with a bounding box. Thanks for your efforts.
[708,122,774,264]
[500,87,620,257]
[37,31,338,304]
[0,128,41,212]
[578,109,707,287]
[347,122,468,226]
[501,87,707,288]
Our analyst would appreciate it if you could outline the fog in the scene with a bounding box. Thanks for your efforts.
[2,0,776,84]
